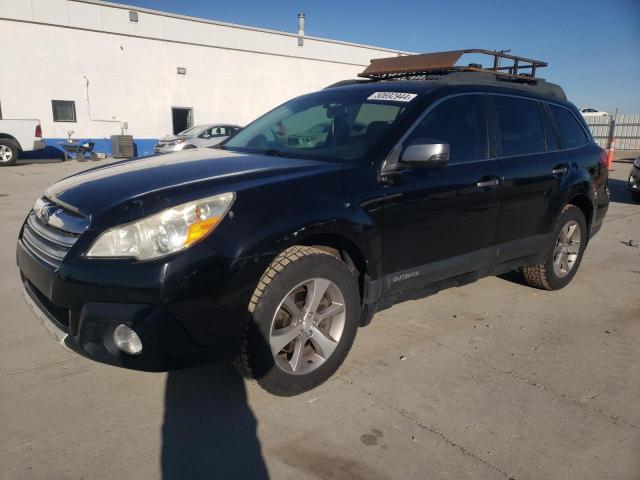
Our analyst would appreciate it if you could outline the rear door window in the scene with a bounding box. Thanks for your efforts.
[492,96,546,156]
[549,105,589,149]
[404,95,488,164]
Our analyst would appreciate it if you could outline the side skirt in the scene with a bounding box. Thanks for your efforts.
[360,253,544,326]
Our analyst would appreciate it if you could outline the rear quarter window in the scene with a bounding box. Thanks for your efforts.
[549,105,589,149]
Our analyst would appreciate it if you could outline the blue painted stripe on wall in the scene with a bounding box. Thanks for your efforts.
[21,138,159,159]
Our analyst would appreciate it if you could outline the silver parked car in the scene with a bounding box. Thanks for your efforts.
[154,124,241,153]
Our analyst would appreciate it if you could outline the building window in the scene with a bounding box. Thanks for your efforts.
[129,10,138,22]
[52,100,76,122]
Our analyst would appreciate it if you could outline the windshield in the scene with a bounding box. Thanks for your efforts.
[223,89,420,161]
[179,125,209,136]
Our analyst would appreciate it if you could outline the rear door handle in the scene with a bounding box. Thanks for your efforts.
[477,179,500,188]
[552,166,568,176]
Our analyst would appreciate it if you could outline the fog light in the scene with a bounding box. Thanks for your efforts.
[113,324,143,355]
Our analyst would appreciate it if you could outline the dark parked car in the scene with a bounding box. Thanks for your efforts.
[628,156,640,202]
[16,50,609,396]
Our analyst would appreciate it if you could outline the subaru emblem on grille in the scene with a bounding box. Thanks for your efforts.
[40,206,54,224]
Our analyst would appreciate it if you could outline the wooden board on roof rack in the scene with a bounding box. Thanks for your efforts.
[359,49,548,83]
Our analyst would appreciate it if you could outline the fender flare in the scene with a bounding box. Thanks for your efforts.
[224,199,381,280]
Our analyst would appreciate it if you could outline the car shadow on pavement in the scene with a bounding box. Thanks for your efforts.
[497,269,529,286]
[15,158,65,166]
[162,363,269,480]
[607,177,637,205]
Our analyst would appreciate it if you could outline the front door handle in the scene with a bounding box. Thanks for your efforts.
[552,166,568,176]
[477,179,500,188]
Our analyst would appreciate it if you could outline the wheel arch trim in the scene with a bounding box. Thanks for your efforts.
[565,187,595,238]
[0,135,21,151]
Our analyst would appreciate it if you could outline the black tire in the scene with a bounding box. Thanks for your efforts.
[631,191,640,203]
[521,204,587,290]
[0,140,18,166]
[235,246,360,396]
[183,144,196,149]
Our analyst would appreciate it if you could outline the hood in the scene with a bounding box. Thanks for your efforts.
[46,148,337,220]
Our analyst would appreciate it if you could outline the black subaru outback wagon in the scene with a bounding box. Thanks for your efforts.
[17,50,609,395]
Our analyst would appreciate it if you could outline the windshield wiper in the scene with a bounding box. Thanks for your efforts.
[263,148,293,158]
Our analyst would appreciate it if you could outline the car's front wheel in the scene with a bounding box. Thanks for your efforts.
[521,204,587,290]
[235,246,360,396]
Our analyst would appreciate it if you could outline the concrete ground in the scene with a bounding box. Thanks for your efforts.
[0,156,638,480]
[614,150,640,163]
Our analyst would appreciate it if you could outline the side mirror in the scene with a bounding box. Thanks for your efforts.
[400,141,450,168]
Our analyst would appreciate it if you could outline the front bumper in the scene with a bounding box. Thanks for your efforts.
[22,279,71,351]
[19,264,209,372]
[21,276,199,371]
[16,234,270,372]
[154,143,185,154]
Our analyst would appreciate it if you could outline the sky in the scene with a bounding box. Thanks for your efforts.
[113,0,640,112]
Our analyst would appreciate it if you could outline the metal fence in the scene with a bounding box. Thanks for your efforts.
[584,113,640,150]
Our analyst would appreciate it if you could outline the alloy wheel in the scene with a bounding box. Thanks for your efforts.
[0,145,14,163]
[553,220,581,278]
[269,278,346,375]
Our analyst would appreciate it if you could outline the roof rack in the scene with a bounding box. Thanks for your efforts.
[359,49,548,83]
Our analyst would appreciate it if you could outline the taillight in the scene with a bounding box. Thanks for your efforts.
[599,148,608,169]
[35,124,42,138]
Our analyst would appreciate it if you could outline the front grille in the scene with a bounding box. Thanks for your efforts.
[21,198,89,270]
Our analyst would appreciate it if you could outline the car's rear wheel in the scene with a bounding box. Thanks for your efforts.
[521,204,587,290]
[235,246,360,396]
[0,140,18,166]
[631,191,640,203]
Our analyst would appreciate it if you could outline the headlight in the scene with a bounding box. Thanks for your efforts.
[168,139,186,146]
[86,192,235,260]
[634,157,640,168]
[33,197,47,215]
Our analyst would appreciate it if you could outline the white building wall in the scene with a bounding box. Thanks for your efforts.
[0,0,408,154]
